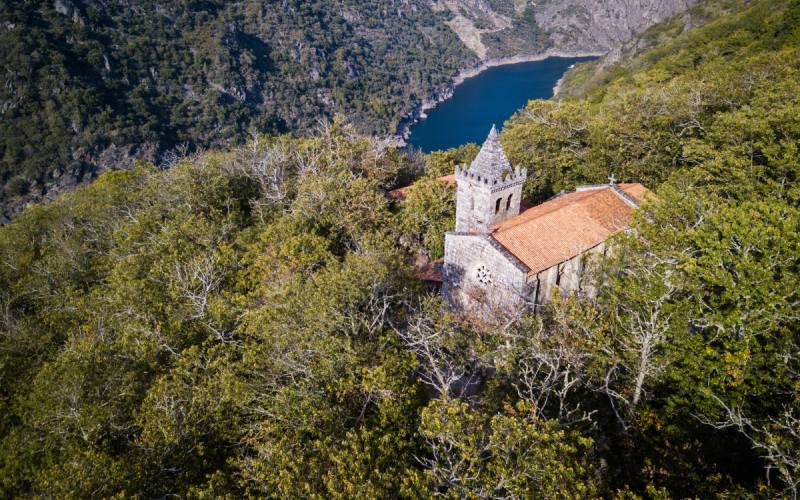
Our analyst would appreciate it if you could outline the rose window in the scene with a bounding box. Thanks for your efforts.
[475,265,492,285]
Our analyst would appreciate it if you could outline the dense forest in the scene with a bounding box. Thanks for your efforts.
[0,0,475,218]
[0,0,696,221]
[1,0,799,497]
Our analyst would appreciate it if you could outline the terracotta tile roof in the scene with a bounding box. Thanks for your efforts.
[491,184,651,277]
[617,182,653,203]
[389,175,457,200]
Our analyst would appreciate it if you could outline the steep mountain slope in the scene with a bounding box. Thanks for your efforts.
[433,0,700,59]
[534,0,699,54]
[555,0,755,97]
[0,0,699,221]
[501,0,798,203]
[0,0,475,219]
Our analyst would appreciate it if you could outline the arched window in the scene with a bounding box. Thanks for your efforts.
[495,198,502,214]
[506,193,513,210]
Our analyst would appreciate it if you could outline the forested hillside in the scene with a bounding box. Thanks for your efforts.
[1,0,799,497]
[499,0,800,493]
[555,0,754,98]
[0,0,474,219]
[0,0,696,221]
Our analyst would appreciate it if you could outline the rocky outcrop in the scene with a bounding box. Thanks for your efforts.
[554,1,741,98]
[431,0,514,58]
[436,0,700,60]
[534,0,699,55]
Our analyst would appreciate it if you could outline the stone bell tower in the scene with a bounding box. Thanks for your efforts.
[454,125,527,233]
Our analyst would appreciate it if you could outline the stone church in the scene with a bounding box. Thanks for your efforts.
[442,126,650,314]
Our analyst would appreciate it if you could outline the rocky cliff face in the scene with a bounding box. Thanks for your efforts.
[554,0,747,97]
[434,0,700,60]
[534,0,699,54]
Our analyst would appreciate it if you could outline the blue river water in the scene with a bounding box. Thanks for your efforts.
[406,56,596,152]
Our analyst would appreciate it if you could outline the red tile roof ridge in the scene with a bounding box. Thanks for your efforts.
[489,183,650,276]
[491,188,610,234]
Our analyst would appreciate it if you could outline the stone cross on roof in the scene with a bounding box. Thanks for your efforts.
[467,125,513,180]
[608,174,617,185]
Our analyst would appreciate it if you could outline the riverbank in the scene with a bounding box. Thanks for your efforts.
[552,69,574,97]
[388,49,604,148]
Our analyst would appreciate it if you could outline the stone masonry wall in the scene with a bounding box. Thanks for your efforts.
[454,166,526,233]
[443,232,530,314]
[530,241,608,307]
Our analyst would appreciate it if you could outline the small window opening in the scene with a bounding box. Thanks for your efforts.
[506,194,513,211]
[495,198,502,214]
[470,197,474,210]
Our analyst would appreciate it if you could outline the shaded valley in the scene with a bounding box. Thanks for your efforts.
[1,0,700,220]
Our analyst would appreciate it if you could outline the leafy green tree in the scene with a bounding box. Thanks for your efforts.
[406,398,598,499]
[424,143,479,178]
[394,177,456,260]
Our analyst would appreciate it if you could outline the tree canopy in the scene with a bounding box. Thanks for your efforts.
[2,0,800,497]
